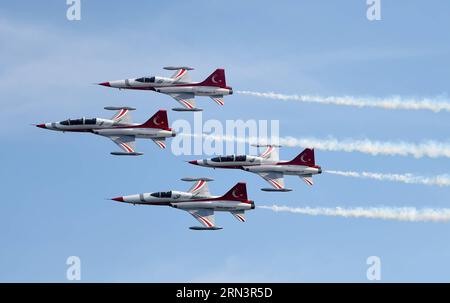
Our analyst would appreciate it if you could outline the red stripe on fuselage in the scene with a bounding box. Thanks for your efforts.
[53,125,171,132]
[176,197,253,204]
[200,165,245,170]
[116,82,232,89]
[275,161,316,167]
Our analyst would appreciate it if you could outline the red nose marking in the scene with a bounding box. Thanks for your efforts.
[36,124,46,129]
[188,160,198,165]
[98,82,111,87]
[111,197,124,202]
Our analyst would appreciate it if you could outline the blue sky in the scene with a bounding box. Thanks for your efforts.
[1,0,450,282]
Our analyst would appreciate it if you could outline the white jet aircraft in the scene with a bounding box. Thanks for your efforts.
[36,107,176,155]
[98,67,233,111]
[189,145,322,191]
[111,178,254,230]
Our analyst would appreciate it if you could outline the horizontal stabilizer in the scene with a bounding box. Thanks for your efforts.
[172,107,203,112]
[110,152,143,156]
[261,188,292,192]
[189,226,222,231]
[164,66,194,70]
[181,177,214,182]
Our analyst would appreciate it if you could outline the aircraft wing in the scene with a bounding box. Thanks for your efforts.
[257,171,286,190]
[109,135,142,155]
[169,68,192,83]
[187,209,217,229]
[258,145,280,161]
[230,210,246,222]
[168,93,197,110]
[187,179,211,196]
[301,175,314,186]
[209,95,224,106]
[104,107,135,124]
[151,138,166,149]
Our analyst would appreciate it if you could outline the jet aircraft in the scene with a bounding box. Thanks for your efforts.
[111,178,254,230]
[98,67,233,111]
[36,107,176,155]
[189,145,322,191]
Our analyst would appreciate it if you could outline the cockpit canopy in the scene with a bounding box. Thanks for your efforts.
[211,155,247,162]
[150,191,172,198]
[135,77,155,83]
[60,118,97,126]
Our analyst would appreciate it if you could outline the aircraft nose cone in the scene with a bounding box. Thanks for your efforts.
[111,196,124,202]
[98,82,111,87]
[36,124,46,129]
[188,160,198,165]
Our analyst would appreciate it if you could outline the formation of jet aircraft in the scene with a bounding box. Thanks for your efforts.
[98,67,233,112]
[37,67,322,230]
[111,178,254,230]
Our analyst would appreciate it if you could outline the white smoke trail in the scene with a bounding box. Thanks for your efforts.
[326,170,450,187]
[237,91,450,113]
[182,133,450,159]
[275,137,450,158]
[259,205,450,223]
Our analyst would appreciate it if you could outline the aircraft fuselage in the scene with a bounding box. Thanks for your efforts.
[114,191,254,211]
[103,78,233,97]
[191,157,322,176]
[38,118,176,139]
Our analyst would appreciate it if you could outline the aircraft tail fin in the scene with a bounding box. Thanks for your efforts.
[139,110,169,129]
[199,68,227,88]
[220,182,248,201]
[288,148,315,166]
